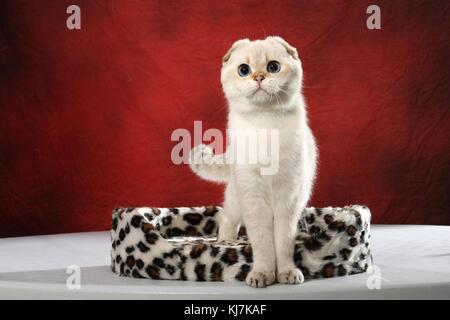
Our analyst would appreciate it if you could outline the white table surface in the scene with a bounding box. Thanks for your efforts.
[0,225,449,299]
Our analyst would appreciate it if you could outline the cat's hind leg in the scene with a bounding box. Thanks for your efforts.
[217,183,241,242]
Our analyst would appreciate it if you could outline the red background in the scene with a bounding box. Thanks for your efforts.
[0,0,449,237]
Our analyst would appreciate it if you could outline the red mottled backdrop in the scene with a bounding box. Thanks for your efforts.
[0,0,449,237]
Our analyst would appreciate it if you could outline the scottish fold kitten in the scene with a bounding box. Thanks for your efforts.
[189,36,317,287]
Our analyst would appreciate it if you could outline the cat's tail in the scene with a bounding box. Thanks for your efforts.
[189,144,230,183]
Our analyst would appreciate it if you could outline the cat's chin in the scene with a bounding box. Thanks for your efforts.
[248,90,294,108]
[250,90,272,105]
[229,90,296,113]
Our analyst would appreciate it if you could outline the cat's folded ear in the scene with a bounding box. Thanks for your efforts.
[222,39,250,65]
[267,36,299,60]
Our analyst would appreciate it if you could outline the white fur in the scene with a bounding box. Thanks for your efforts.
[189,36,317,288]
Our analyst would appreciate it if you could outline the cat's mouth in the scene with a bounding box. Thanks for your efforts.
[253,87,269,95]
[249,87,274,104]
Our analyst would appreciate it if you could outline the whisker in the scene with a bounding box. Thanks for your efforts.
[277,87,289,96]
[274,92,282,106]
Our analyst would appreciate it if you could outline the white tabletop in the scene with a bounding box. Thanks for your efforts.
[0,225,449,299]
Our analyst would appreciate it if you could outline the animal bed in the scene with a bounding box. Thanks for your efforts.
[111,205,372,282]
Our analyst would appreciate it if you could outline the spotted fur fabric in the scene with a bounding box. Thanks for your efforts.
[111,205,372,281]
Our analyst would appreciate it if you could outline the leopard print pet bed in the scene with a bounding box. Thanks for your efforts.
[111,205,372,282]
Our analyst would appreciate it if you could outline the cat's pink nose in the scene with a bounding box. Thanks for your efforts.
[253,73,265,83]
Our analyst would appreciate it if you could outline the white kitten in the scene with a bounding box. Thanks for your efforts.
[189,36,317,288]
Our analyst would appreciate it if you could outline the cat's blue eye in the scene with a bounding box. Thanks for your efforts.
[267,61,281,73]
[238,64,251,77]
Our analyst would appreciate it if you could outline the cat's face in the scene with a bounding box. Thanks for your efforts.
[221,36,303,113]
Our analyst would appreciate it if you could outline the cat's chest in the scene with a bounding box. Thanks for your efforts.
[229,112,300,134]
[228,111,306,160]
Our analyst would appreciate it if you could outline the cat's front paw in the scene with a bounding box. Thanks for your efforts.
[189,144,213,172]
[245,270,276,288]
[277,268,304,285]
